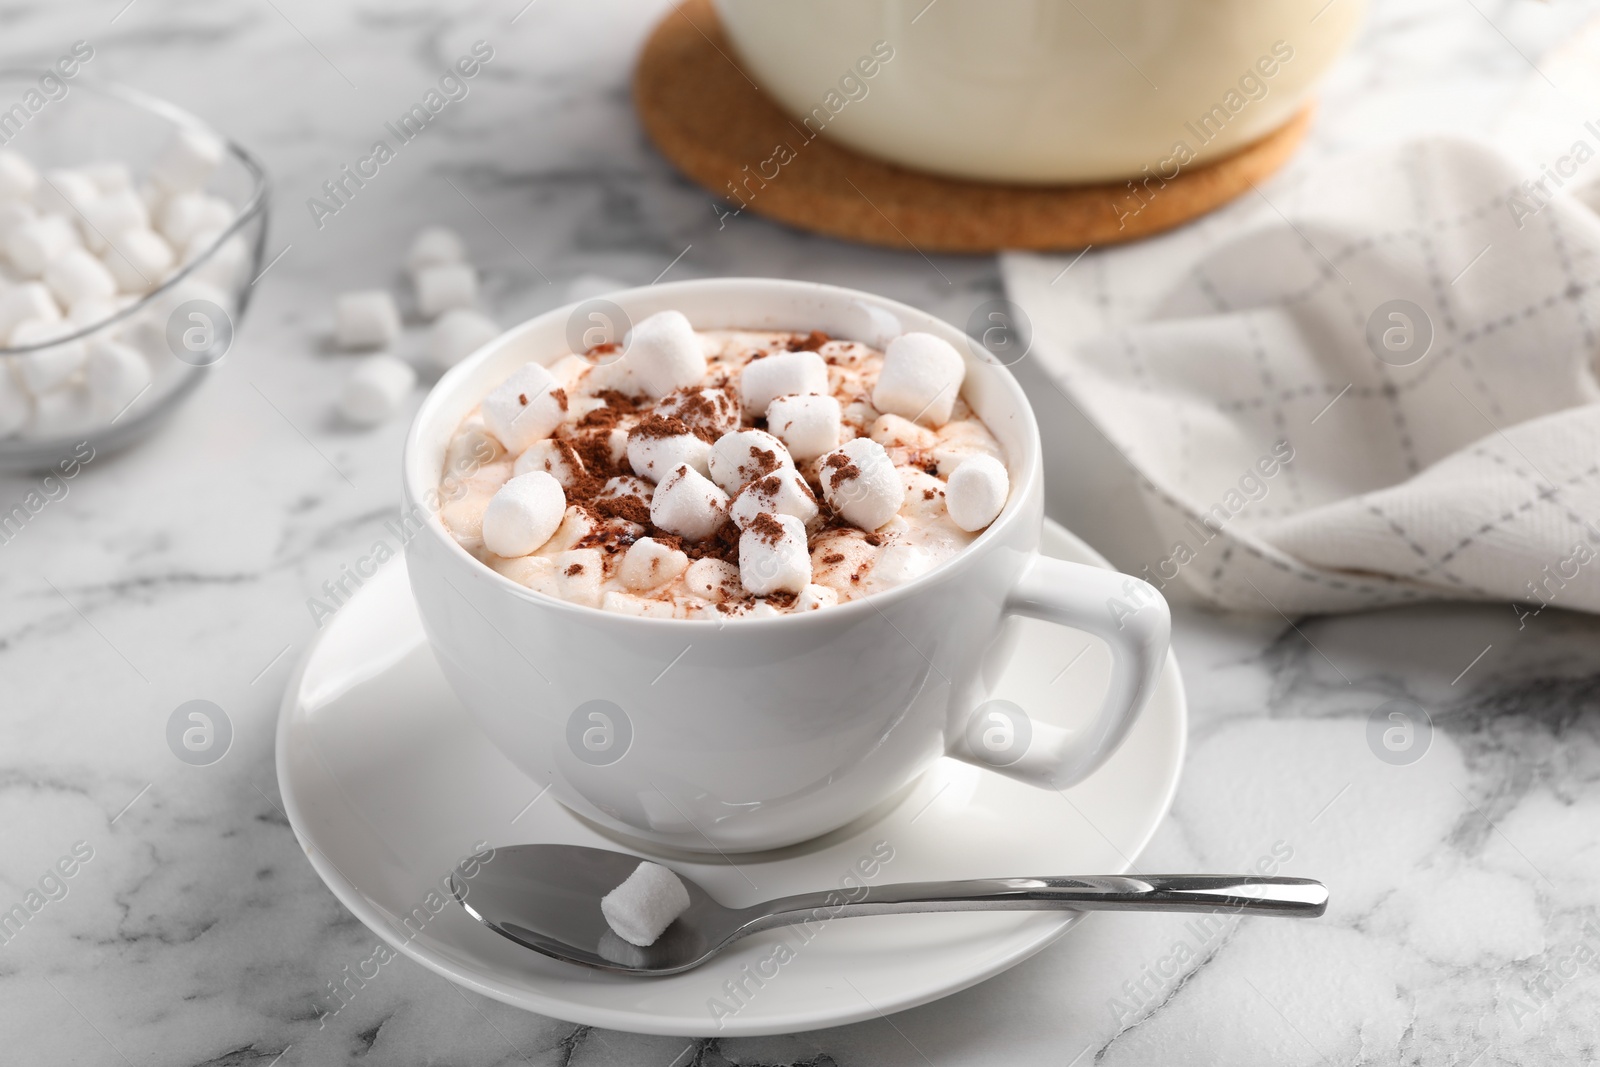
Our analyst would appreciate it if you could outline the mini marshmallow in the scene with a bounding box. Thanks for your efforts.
[870,412,937,450]
[10,319,86,394]
[405,226,466,275]
[797,584,838,611]
[684,557,738,601]
[602,591,676,618]
[582,351,639,396]
[552,548,604,606]
[150,127,225,193]
[334,290,402,350]
[157,192,232,248]
[35,170,97,217]
[0,151,38,200]
[739,349,828,414]
[84,339,152,420]
[650,463,729,542]
[68,296,119,330]
[946,454,1009,531]
[184,231,248,287]
[0,370,31,438]
[624,310,706,398]
[427,308,499,370]
[514,438,586,488]
[730,468,818,530]
[23,382,94,440]
[873,332,967,426]
[708,428,793,494]
[482,470,567,557]
[0,201,35,242]
[103,229,175,293]
[338,354,417,428]
[44,248,117,308]
[597,474,654,508]
[414,262,477,319]
[492,553,558,595]
[739,512,811,596]
[601,861,691,947]
[874,542,936,587]
[766,393,841,461]
[8,215,80,277]
[482,361,565,452]
[0,282,60,337]
[655,385,740,438]
[82,162,133,195]
[79,189,149,252]
[819,437,905,532]
[617,536,690,592]
[627,420,712,482]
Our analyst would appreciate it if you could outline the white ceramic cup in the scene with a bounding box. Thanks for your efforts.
[403,279,1170,853]
[713,0,1367,184]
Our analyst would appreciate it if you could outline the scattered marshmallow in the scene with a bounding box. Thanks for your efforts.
[870,412,937,450]
[655,385,739,438]
[0,201,35,243]
[414,262,477,319]
[708,428,793,494]
[102,229,175,293]
[10,320,86,393]
[625,310,706,398]
[739,349,828,414]
[150,127,225,193]
[23,382,94,439]
[82,162,133,195]
[797,584,838,611]
[0,283,61,337]
[766,393,841,461]
[482,470,567,557]
[650,463,729,541]
[84,339,152,420]
[601,861,691,947]
[729,468,818,530]
[627,420,712,482]
[514,438,586,488]
[739,512,811,596]
[427,308,499,370]
[819,437,905,531]
[552,548,604,606]
[8,215,80,277]
[44,248,117,308]
[405,226,466,275]
[78,189,149,252]
[872,332,966,426]
[0,370,31,437]
[482,361,565,452]
[35,170,97,217]
[338,354,417,427]
[597,474,654,507]
[0,151,38,200]
[945,454,1009,531]
[602,591,676,618]
[617,536,690,592]
[684,557,738,601]
[157,192,232,248]
[334,290,402,350]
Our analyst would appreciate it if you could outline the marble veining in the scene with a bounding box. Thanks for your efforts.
[1,0,1598,1064]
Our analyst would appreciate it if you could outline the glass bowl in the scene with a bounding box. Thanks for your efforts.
[0,72,269,471]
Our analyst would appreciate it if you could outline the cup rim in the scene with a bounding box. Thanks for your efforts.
[402,277,1042,629]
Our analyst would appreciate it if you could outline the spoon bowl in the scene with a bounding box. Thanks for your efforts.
[452,844,1328,977]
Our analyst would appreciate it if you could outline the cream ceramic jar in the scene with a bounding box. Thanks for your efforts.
[713,0,1366,184]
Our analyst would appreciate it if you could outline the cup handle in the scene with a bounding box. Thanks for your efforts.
[951,555,1171,789]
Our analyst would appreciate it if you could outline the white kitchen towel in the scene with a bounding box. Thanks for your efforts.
[1002,137,1600,616]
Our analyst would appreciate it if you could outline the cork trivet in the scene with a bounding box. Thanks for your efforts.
[634,0,1314,254]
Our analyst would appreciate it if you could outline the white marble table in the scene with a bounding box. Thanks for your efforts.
[3,1,1598,1064]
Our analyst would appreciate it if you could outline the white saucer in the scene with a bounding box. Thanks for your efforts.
[275,519,1187,1037]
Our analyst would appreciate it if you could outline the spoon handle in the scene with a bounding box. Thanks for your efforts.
[741,875,1326,931]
